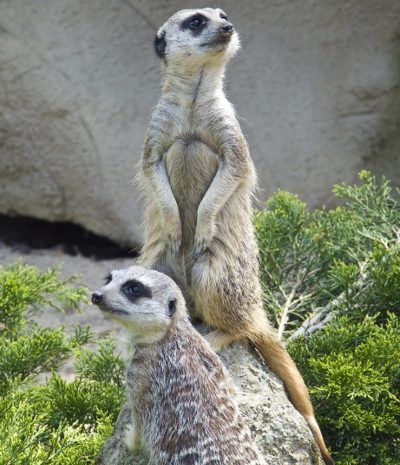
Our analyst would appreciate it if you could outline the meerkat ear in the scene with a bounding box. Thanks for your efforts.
[167,298,176,317]
[154,31,166,58]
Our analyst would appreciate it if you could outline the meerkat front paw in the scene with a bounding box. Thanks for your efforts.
[192,236,212,261]
[193,223,216,260]
[165,224,182,256]
[167,237,181,256]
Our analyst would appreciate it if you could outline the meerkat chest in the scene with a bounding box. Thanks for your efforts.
[166,136,218,194]
[125,348,154,414]
[162,109,220,209]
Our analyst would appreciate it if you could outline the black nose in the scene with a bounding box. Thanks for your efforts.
[221,23,234,34]
[91,292,103,305]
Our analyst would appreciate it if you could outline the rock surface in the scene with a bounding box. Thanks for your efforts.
[1,0,400,246]
[98,338,323,465]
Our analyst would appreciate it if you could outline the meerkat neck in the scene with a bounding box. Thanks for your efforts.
[127,307,189,348]
[162,62,226,104]
[128,332,164,347]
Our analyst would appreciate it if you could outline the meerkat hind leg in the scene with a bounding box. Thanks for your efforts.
[205,329,242,353]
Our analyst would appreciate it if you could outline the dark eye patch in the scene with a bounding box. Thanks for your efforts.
[121,279,152,302]
[181,14,207,36]
[104,274,112,285]
[220,12,228,20]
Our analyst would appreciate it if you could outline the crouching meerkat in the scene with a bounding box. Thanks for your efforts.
[92,265,266,465]
[137,8,333,465]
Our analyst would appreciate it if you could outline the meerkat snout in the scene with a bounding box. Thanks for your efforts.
[220,23,234,34]
[212,21,235,45]
[91,292,103,305]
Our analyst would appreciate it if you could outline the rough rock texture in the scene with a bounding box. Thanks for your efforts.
[98,338,324,465]
[1,0,400,246]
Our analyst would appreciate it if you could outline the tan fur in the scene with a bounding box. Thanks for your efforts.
[93,265,266,465]
[138,8,333,465]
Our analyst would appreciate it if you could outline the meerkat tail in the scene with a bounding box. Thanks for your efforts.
[250,331,334,465]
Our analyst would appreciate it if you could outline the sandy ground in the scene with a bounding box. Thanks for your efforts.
[0,241,134,378]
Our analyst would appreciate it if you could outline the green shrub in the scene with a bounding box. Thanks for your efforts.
[289,315,400,464]
[254,172,400,464]
[0,263,125,465]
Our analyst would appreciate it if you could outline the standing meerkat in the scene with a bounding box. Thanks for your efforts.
[138,8,333,465]
[92,265,267,465]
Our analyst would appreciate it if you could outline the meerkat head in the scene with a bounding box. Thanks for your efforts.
[154,8,240,67]
[91,266,186,344]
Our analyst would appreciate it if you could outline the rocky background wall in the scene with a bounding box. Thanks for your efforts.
[1,0,399,247]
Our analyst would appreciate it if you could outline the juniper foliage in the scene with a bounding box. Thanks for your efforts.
[254,172,400,464]
[0,264,125,465]
[254,171,400,337]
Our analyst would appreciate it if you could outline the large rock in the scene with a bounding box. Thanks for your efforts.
[1,0,399,246]
[98,339,323,465]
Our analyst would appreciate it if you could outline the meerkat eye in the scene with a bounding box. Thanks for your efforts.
[189,17,203,29]
[122,280,152,301]
[181,14,207,34]
[104,274,112,285]
[220,13,228,20]
[126,283,144,296]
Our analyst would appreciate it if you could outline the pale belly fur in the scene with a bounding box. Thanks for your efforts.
[164,138,219,248]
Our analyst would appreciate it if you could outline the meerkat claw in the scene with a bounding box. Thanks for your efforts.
[165,233,181,256]
[168,240,181,256]
[193,239,211,261]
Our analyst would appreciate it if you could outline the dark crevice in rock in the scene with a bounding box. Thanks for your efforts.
[0,214,136,260]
